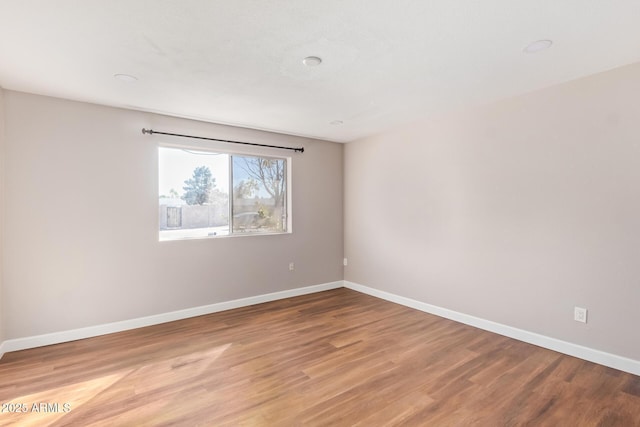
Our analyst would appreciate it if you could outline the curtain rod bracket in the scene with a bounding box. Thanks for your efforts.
[141,128,304,153]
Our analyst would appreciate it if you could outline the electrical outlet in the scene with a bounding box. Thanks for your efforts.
[574,306,587,323]
[343,258,348,266]
[289,262,295,271]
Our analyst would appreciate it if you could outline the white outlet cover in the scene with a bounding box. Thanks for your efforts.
[574,307,588,323]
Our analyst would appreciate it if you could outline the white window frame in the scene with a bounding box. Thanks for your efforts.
[158,141,292,241]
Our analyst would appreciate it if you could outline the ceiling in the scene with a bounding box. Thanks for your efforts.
[1,1,639,143]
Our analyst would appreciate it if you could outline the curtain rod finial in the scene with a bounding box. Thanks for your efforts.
[141,128,153,135]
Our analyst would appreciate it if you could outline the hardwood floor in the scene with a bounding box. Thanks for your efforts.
[0,288,638,426]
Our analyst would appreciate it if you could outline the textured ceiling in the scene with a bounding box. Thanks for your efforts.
[1,1,639,142]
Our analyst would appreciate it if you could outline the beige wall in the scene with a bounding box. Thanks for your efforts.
[345,62,640,361]
[2,91,343,339]
[0,88,5,344]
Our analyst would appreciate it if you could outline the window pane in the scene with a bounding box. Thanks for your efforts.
[232,155,287,234]
[159,147,229,240]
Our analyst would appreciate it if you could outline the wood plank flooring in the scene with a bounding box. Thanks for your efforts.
[0,288,638,426]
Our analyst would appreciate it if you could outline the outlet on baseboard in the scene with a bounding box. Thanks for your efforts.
[574,306,587,323]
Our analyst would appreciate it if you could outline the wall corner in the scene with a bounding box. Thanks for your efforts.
[0,86,6,352]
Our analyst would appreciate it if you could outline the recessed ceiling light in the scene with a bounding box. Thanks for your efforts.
[302,56,322,67]
[523,40,553,54]
[330,120,343,125]
[114,73,138,83]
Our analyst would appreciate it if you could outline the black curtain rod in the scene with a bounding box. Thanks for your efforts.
[141,128,304,153]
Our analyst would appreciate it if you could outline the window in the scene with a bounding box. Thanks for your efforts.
[158,147,289,241]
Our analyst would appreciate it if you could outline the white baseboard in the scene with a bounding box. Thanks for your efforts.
[344,281,640,377]
[3,280,639,377]
[0,281,343,359]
